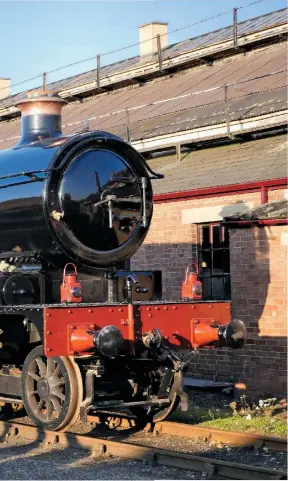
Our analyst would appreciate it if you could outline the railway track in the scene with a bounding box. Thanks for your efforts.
[87,414,287,453]
[0,420,286,480]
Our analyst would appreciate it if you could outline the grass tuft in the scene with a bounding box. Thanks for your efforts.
[170,400,287,438]
[200,415,287,438]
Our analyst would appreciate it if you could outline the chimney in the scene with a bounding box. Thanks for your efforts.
[0,78,11,100]
[139,22,168,57]
[15,90,67,146]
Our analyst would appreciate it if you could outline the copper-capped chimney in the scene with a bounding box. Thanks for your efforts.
[15,89,67,146]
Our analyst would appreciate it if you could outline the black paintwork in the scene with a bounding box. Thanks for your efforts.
[0,131,153,269]
[18,114,63,146]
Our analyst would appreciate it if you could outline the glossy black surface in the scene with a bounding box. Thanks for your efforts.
[18,115,63,146]
[44,132,153,267]
[0,141,59,258]
[2,274,34,305]
[59,149,141,251]
[0,131,153,269]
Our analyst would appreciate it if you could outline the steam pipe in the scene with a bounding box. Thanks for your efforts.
[123,273,139,303]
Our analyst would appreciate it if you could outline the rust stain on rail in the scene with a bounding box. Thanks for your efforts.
[0,420,286,480]
[86,414,287,453]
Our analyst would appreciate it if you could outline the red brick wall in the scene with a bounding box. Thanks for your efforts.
[132,189,287,395]
[131,200,198,300]
[268,189,287,202]
[132,191,260,299]
[227,225,287,393]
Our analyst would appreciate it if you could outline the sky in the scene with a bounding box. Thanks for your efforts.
[0,0,287,94]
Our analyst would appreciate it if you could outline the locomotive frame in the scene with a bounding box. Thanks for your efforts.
[0,298,232,430]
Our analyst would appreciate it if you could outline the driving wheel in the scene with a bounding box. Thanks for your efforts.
[21,345,82,431]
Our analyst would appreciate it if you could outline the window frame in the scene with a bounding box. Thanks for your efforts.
[197,222,231,301]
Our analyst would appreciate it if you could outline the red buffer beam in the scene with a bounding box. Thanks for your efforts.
[43,302,242,358]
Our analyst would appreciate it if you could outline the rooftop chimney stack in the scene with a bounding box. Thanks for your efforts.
[0,78,11,101]
[139,22,168,57]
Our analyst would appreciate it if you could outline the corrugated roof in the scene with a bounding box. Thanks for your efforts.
[225,199,287,220]
[163,8,287,56]
[0,43,286,151]
[0,7,286,112]
[148,134,287,194]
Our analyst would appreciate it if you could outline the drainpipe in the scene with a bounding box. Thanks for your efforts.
[261,186,268,204]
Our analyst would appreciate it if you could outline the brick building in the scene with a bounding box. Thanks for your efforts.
[0,8,287,394]
[131,138,287,395]
[222,201,287,394]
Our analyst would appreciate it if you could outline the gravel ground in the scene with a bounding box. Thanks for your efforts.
[0,436,224,480]
[125,431,287,470]
[8,415,287,474]
[184,388,287,418]
[186,389,234,411]
[3,403,286,480]
[76,420,287,471]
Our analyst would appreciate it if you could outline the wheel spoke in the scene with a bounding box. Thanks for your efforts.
[53,380,65,388]
[45,399,53,420]
[50,363,62,386]
[35,357,47,377]
[53,365,61,379]
[22,346,81,430]
[52,387,65,401]
[28,371,40,382]
[46,358,55,378]
[54,364,61,377]
[50,396,62,416]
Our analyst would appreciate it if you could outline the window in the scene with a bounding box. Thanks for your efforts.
[198,224,231,300]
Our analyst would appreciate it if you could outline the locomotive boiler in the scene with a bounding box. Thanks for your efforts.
[0,90,247,431]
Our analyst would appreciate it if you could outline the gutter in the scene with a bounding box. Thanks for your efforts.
[153,178,287,203]
[224,219,287,227]
[134,110,288,154]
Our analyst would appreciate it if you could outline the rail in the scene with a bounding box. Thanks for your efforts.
[0,421,286,480]
[86,414,287,453]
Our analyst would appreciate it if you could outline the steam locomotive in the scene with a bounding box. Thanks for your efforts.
[0,90,247,431]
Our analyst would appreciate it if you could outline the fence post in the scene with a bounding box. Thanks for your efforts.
[83,118,89,132]
[97,54,101,89]
[176,144,181,162]
[224,83,233,139]
[43,72,47,90]
[126,109,131,143]
[233,7,238,49]
[157,34,163,72]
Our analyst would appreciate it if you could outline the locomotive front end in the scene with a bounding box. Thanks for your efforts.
[0,90,154,270]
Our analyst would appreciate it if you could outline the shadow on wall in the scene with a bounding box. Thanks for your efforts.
[218,202,270,338]
[132,203,287,396]
[132,240,196,300]
[225,218,286,396]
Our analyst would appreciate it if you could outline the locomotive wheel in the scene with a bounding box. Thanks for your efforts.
[21,346,82,432]
[130,396,179,425]
[151,392,180,423]
[151,369,184,423]
[130,370,181,425]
